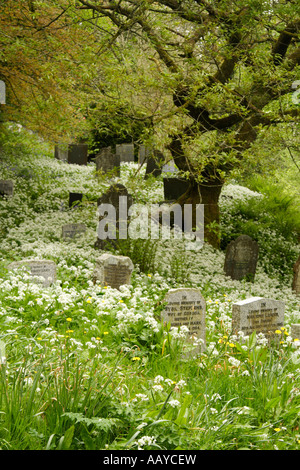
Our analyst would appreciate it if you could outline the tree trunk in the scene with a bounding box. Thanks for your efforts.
[176,178,223,249]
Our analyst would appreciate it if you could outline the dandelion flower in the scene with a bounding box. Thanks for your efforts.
[66,317,72,322]
[132,357,141,361]
[275,330,282,335]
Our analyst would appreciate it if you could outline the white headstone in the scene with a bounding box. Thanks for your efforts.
[8,260,57,287]
[161,288,206,355]
[232,297,285,341]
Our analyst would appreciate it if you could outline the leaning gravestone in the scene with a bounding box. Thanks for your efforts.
[232,297,285,341]
[7,259,57,287]
[95,183,133,250]
[0,180,14,197]
[224,235,259,281]
[93,253,134,290]
[292,255,300,295]
[116,143,135,163]
[163,177,189,201]
[62,223,86,239]
[95,147,120,176]
[67,144,88,166]
[161,288,206,355]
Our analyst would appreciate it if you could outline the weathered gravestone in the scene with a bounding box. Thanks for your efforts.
[69,192,83,208]
[62,223,86,239]
[292,255,300,295]
[93,253,134,289]
[0,180,14,197]
[161,288,206,355]
[162,160,178,174]
[67,144,88,166]
[232,297,285,341]
[95,147,120,176]
[95,183,133,250]
[116,143,135,163]
[224,235,259,281]
[7,259,57,287]
[163,177,189,201]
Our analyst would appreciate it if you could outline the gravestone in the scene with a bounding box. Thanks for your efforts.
[93,253,134,289]
[62,223,86,239]
[163,177,189,201]
[162,160,178,174]
[95,183,133,250]
[0,180,14,197]
[138,145,149,165]
[291,324,300,343]
[95,147,120,176]
[69,192,83,208]
[67,144,88,165]
[224,235,259,281]
[116,143,135,163]
[54,144,68,161]
[232,297,285,341]
[8,259,57,287]
[292,255,300,295]
[161,288,206,355]
[145,149,164,178]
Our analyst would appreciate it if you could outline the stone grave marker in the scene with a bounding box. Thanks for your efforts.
[162,160,178,174]
[69,192,83,208]
[95,147,120,176]
[292,255,300,295]
[0,180,14,197]
[163,177,189,201]
[95,183,133,250]
[62,223,86,239]
[8,259,57,287]
[224,235,259,281]
[116,143,135,163]
[67,144,88,166]
[232,297,285,341]
[138,145,149,165]
[93,253,134,289]
[161,288,206,355]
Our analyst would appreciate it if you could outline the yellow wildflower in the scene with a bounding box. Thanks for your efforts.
[66,317,72,322]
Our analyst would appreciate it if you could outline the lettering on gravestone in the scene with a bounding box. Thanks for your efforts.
[162,288,206,355]
[93,253,134,290]
[232,297,285,341]
[8,260,57,287]
[224,235,259,281]
[62,223,86,239]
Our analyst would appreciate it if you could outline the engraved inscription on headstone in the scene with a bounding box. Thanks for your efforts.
[292,255,300,295]
[162,288,206,354]
[62,223,86,239]
[0,80,6,104]
[224,235,259,281]
[232,297,285,341]
[95,147,120,176]
[0,180,14,197]
[93,253,134,290]
[8,259,57,287]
